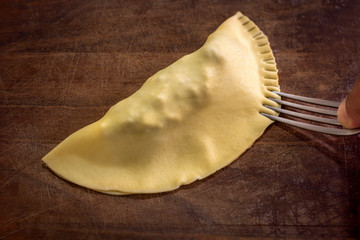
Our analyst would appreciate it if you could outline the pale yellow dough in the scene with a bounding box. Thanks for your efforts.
[43,12,280,195]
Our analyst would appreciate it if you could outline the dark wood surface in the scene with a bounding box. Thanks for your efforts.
[1,0,359,239]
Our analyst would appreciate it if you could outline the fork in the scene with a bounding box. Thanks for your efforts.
[261,91,360,136]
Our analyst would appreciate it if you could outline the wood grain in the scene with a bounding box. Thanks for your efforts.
[1,0,359,239]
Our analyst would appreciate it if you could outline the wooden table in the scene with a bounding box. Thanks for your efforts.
[1,0,359,239]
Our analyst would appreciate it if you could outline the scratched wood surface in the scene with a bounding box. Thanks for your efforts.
[1,0,359,239]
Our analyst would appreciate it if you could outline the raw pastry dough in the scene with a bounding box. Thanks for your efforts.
[43,12,280,195]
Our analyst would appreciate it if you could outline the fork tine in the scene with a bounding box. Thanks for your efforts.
[263,91,360,135]
[272,91,340,107]
[261,113,360,136]
[264,105,341,125]
[269,98,338,116]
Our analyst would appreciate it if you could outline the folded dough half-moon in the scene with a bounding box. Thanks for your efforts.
[43,12,280,195]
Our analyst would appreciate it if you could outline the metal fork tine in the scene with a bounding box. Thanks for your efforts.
[269,98,338,116]
[272,91,340,107]
[261,113,360,136]
[264,105,341,125]
[262,91,360,135]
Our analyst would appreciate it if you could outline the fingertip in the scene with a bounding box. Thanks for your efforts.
[337,97,360,129]
[337,98,350,128]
